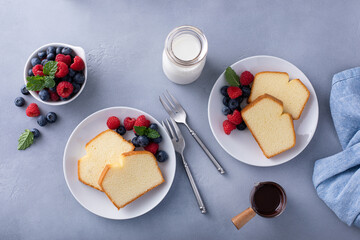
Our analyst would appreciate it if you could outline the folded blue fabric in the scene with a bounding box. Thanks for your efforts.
[313,67,360,228]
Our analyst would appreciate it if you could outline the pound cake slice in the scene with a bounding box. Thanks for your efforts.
[99,151,165,209]
[248,72,310,120]
[78,129,135,191]
[241,94,296,158]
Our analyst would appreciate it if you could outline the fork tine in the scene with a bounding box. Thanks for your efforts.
[163,92,178,112]
[166,90,185,112]
[159,96,175,118]
[161,120,172,138]
[170,117,183,141]
[166,118,178,141]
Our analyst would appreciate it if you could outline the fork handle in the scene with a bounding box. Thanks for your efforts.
[181,154,207,214]
[185,125,225,174]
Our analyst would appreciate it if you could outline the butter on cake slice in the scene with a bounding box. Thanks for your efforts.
[98,151,165,209]
[241,94,296,158]
[78,129,135,191]
[248,71,310,120]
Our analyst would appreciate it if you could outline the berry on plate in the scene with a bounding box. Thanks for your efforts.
[222,96,230,107]
[237,121,247,131]
[46,46,56,55]
[116,126,126,135]
[73,72,85,84]
[107,116,121,129]
[152,136,162,144]
[31,57,41,67]
[227,86,242,99]
[134,115,150,130]
[144,142,159,155]
[137,135,150,147]
[222,106,231,115]
[223,119,236,135]
[240,71,254,86]
[55,61,69,78]
[241,86,251,98]
[124,117,136,130]
[47,53,55,60]
[228,99,239,111]
[70,56,85,71]
[32,64,44,76]
[39,89,50,101]
[61,47,72,55]
[56,47,63,55]
[132,136,140,147]
[227,109,242,125]
[220,86,229,97]
[26,103,40,117]
[149,123,158,131]
[49,90,59,101]
[37,51,46,59]
[14,97,25,107]
[56,81,73,98]
[156,150,168,162]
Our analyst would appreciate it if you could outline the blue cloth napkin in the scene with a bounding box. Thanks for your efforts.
[313,67,360,228]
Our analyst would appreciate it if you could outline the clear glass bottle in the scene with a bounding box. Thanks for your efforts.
[162,26,208,84]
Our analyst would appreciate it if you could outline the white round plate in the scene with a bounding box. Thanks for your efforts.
[63,107,176,219]
[208,55,319,167]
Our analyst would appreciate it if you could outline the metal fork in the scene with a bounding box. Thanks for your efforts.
[159,90,225,174]
[162,118,206,214]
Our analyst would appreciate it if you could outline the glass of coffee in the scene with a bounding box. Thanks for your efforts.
[231,181,287,230]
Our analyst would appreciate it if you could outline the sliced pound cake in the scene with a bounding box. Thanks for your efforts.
[248,71,310,120]
[241,94,296,158]
[78,129,135,191]
[99,151,165,209]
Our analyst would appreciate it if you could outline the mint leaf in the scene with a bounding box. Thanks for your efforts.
[26,76,46,91]
[134,126,147,136]
[225,67,240,86]
[43,61,58,76]
[43,76,55,88]
[18,129,34,150]
[146,128,160,139]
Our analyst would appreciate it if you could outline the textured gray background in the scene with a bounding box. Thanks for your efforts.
[1,0,360,239]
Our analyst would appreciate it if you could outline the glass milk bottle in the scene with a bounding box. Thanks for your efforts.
[162,26,208,84]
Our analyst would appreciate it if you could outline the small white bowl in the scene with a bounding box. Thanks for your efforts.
[24,43,87,106]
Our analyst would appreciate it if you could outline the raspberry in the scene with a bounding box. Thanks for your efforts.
[227,86,242,99]
[144,142,159,155]
[55,61,69,78]
[240,71,254,86]
[56,81,73,98]
[107,116,121,129]
[32,64,44,76]
[134,115,150,132]
[227,109,243,125]
[26,103,40,117]
[223,120,236,135]
[55,54,72,66]
[49,90,59,101]
[70,56,85,71]
[124,117,136,130]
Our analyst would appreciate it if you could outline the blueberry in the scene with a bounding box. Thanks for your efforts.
[61,75,71,82]
[21,85,30,95]
[31,128,40,138]
[62,47,72,55]
[37,115,47,127]
[132,137,140,147]
[39,89,50,101]
[72,83,81,94]
[152,136,162,144]
[223,96,230,107]
[156,150,168,162]
[30,57,41,67]
[41,59,49,66]
[14,97,25,107]
[236,96,243,104]
[47,53,55,60]
[149,123,158,131]
[241,86,251,98]
[37,51,46,59]
[137,135,150,147]
[28,69,34,76]
[49,86,56,92]
[73,73,85,84]
[220,86,228,97]
[60,96,71,101]
[222,106,231,115]
[229,99,239,110]
[68,68,76,77]
[116,126,126,135]
[237,122,247,131]
[56,47,63,55]
[46,112,57,123]
[46,46,56,55]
